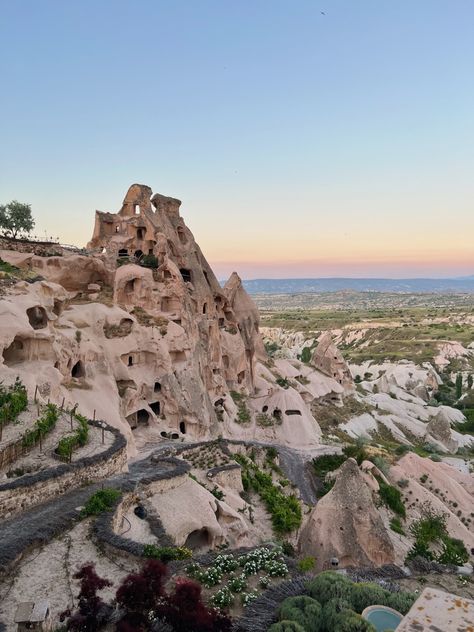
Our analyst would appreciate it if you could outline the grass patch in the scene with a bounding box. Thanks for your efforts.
[235,454,301,534]
[230,391,251,424]
[80,488,122,517]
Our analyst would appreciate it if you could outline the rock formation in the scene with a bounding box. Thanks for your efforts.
[0,184,326,452]
[0,185,265,450]
[300,458,395,569]
[310,332,353,392]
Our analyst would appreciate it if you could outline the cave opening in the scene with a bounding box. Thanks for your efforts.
[150,401,161,415]
[184,528,210,551]
[136,409,150,425]
[71,361,85,378]
[26,306,48,330]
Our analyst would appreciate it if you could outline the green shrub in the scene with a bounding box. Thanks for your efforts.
[437,537,469,565]
[281,541,295,557]
[312,453,345,497]
[140,254,158,269]
[297,556,316,573]
[395,444,411,456]
[56,413,89,459]
[230,391,251,424]
[279,595,322,632]
[0,377,28,427]
[234,454,301,534]
[387,590,416,615]
[306,572,353,605]
[350,583,390,613]
[406,504,468,564]
[343,441,368,465]
[322,598,354,630]
[143,544,192,562]
[268,622,305,632]
[335,612,376,631]
[22,403,59,447]
[377,479,406,518]
[80,488,121,517]
[301,347,312,363]
[390,517,405,535]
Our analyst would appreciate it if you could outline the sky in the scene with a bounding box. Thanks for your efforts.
[1,0,473,279]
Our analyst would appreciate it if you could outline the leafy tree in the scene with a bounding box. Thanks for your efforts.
[0,200,35,239]
[301,347,312,363]
[116,559,167,614]
[159,578,232,632]
[279,596,322,632]
[455,373,463,399]
[268,622,305,632]
[467,374,473,390]
[65,564,112,632]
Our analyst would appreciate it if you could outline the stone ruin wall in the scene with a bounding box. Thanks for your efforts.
[0,422,127,518]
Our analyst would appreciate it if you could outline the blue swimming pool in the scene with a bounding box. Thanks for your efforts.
[362,605,403,631]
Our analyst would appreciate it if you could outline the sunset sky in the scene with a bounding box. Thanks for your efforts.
[1,0,473,279]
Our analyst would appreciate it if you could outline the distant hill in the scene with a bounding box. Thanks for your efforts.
[242,277,474,294]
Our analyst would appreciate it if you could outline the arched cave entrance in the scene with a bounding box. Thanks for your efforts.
[179,268,192,283]
[128,355,133,367]
[202,302,207,315]
[136,409,150,426]
[273,408,282,422]
[150,401,161,415]
[179,421,186,434]
[136,227,145,240]
[3,338,24,366]
[71,361,85,378]
[26,306,48,330]
[184,528,210,551]
[154,381,161,393]
[124,279,136,294]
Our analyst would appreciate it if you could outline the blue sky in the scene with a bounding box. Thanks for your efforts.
[1,0,473,278]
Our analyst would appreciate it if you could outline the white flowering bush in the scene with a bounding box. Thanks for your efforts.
[259,575,270,589]
[210,586,234,608]
[241,589,260,606]
[265,560,288,577]
[213,553,239,573]
[228,573,248,593]
[195,566,223,587]
[239,546,288,577]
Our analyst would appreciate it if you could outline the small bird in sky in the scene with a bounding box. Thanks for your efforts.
[321,11,326,15]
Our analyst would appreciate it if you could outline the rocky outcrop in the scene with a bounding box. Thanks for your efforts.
[0,184,323,453]
[425,408,459,453]
[299,458,395,569]
[310,332,353,392]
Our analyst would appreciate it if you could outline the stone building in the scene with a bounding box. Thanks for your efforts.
[14,600,52,632]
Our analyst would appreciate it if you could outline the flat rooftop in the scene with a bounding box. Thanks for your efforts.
[396,587,474,632]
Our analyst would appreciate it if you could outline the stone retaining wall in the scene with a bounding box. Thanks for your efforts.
[0,420,126,518]
[0,436,25,470]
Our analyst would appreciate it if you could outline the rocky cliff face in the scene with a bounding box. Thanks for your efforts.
[0,184,266,452]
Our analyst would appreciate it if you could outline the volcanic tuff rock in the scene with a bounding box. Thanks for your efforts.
[299,458,395,569]
[0,184,329,452]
